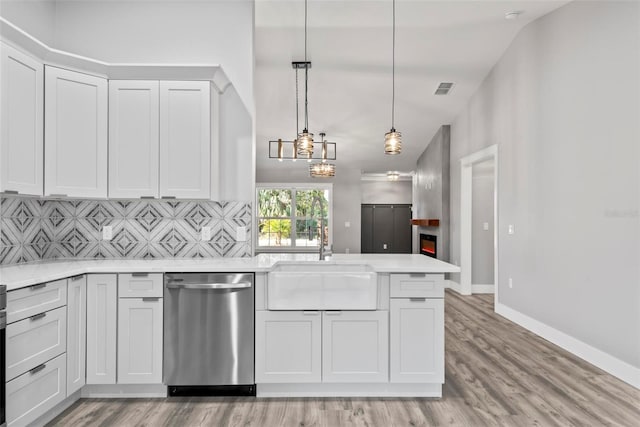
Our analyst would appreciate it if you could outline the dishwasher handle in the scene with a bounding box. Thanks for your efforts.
[166,282,252,290]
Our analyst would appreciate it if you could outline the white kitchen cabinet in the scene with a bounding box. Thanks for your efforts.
[0,42,44,195]
[108,80,160,198]
[321,310,388,383]
[6,306,67,382]
[66,275,87,396]
[117,297,163,384]
[6,353,67,427]
[159,81,211,199]
[390,298,444,383]
[118,273,163,298]
[255,311,322,383]
[86,274,117,384]
[44,66,108,198]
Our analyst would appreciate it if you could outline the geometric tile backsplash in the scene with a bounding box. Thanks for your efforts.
[0,195,252,265]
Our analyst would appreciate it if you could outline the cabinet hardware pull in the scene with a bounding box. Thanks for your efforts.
[131,273,149,277]
[303,311,319,315]
[325,311,342,315]
[161,196,176,199]
[409,273,426,278]
[409,298,427,302]
[49,193,68,198]
[140,196,155,199]
[31,283,46,290]
[30,312,46,321]
[142,297,160,302]
[30,364,46,375]
[71,275,84,281]
[3,190,19,194]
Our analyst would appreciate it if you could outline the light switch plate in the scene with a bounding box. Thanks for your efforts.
[483,222,489,231]
[508,225,515,235]
[201,226,212,241]
[102,226,113,240]
[236,226,247,242]
[344,221,351,228]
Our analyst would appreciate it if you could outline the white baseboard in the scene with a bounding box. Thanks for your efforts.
[495,302,640,389]
[81,384,167,398]
[446,280,463,294]
[257,382,441,398]
[471,284,494,294]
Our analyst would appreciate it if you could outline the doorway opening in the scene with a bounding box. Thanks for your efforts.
[460,145,498,304]
[361,204,412,254]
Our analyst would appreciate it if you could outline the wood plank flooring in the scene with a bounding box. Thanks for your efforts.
[48,291,640,426]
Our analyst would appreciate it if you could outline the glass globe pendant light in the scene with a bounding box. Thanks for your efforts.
[384,0,402,155]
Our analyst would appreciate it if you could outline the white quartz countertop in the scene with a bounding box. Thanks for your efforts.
[0,253,460,291]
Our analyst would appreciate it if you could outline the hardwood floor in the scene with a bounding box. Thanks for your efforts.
[48,291,640,426]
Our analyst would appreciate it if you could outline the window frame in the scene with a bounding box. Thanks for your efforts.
[255,183,333,253]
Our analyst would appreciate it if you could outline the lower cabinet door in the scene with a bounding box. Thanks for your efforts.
[322,310,388,383]
[6,353,67,426]
[66,275,87,395]
[255,311,322,383]
[86,274,117,384]
[117,298,163,384]
[390,298,444,383]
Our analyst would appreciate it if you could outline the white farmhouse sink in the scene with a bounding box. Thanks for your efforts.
[267,264,377,310]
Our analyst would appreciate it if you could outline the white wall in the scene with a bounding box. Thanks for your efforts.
[52,0,254,114]
[450,1,639,370]
[471,160,494,285]
[256,166,362,254]
[0,0,56,44]
[361,180,412,205]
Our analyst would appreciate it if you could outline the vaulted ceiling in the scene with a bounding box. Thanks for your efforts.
[255,0,570,176]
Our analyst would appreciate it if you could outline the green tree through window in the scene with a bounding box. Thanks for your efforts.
[257,186,330,250]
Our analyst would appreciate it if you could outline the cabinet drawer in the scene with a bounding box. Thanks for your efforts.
[390,274,444,298]
[6,306,67,381]
[118,273,163,298]
[7,279,67,323]
[6,353,67,427]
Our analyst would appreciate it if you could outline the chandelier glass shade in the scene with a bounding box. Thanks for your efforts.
[310,162,336,178]
[384,128,402,155]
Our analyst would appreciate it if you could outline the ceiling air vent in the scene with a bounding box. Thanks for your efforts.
[434,82,454,95]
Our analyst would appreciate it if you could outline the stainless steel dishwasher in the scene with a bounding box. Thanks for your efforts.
[164,273,255,396]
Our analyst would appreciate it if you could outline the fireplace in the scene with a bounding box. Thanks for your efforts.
[420,233,437,258]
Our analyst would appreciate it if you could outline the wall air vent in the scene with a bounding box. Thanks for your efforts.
[434,82,454,95]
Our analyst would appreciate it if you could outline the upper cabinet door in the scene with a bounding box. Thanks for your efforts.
[0,43,44,195]
[159,81,211,199]
[109,80,160,198]
[44,66,108,198]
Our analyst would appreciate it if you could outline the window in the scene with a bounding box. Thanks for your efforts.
[256,184,331,251]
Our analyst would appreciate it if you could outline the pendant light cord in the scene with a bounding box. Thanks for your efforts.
[391,0,396,130]
[304,0,309,131]
[295,68,300,135]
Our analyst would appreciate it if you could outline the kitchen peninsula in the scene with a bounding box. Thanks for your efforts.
[0,253,459,425]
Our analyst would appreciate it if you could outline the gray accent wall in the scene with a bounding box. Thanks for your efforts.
[414,125,450,261]
[450,1,639,368]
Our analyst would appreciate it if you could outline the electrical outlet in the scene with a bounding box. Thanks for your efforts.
[102,226,113,241]
[201,226,212,241]
[509,277,513,288]
[483,222,489,231]
[344,221,351,228]
[508,224,515,235]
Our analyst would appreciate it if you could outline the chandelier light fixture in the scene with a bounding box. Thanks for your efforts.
[384,0,402,155]
[297,0,314,157]
[310,132,336,178]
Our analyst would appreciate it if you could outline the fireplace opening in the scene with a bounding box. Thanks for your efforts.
[420,233,437,258]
